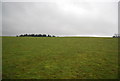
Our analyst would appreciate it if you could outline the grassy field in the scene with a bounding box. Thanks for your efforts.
[2,37,118,79]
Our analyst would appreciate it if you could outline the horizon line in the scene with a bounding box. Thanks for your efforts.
[1,35,113,37]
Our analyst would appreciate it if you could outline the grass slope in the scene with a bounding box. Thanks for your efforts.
[2,37,118,79]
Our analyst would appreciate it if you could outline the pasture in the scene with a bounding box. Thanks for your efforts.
[2,37,118,79]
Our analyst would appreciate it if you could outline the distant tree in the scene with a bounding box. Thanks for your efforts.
[43,34,46,37]
[24,34,28,37]
[18,33,56,37]
[113,36,115,38]
[20,34,23,37]
[31,34,35,37]
[38,34,42,37]
[52,35,55,37]
[48,35,51,37]
[113,34,120,38]
[34,34,37,37]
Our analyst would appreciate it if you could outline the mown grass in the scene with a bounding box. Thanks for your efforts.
[2,37,118,79]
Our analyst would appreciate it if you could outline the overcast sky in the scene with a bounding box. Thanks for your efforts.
[2,0,118,37]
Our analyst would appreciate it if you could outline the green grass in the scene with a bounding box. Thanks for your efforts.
[2,37,118,79]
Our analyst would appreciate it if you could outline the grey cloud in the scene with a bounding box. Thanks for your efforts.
[2,1,118,37]
[0,2,2,36]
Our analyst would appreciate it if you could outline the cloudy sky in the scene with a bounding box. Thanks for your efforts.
[2,0,118,37]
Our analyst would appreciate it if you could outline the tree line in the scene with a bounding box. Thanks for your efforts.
[16,34,56,37]
[113,34,120,38]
